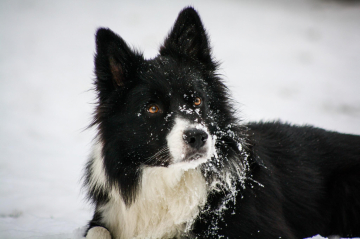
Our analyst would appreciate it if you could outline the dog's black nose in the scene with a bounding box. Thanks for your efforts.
[183,129,208,149]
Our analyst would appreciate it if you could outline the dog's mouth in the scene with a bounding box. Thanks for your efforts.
[168,148,210,170]
[182,149,208,162]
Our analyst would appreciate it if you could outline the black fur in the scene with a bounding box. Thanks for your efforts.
[84,6,360,239]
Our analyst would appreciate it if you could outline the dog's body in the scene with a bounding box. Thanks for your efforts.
[83,7,360,239]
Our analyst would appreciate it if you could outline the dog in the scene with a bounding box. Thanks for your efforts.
[83,7,360,239]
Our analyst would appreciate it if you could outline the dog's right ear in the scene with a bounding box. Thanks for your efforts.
[94,28,142,100]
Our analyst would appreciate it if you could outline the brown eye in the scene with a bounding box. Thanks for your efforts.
[148,105,159,114]
[194,97,202,106]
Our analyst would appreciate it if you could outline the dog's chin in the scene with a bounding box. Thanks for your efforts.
[169,153,209,171]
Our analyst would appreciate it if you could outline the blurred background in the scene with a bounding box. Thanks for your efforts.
[0,0,359,238]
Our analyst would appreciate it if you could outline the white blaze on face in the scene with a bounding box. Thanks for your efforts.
[166,117,215,170]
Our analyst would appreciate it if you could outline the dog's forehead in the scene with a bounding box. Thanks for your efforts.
[142,56,204,87]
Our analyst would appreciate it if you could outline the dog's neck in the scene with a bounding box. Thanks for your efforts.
[100,166,208,239]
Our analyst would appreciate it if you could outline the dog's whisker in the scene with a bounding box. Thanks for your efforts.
[144,147,170,165]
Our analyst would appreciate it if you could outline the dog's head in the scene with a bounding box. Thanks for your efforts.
[92,7,240,204]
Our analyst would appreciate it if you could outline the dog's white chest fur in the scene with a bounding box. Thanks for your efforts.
[98,167,207,239]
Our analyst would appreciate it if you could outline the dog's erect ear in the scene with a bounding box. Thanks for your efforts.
[94,28,142,99]
[160,7,215,69]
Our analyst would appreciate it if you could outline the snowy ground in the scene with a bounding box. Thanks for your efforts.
[1,0,360,238]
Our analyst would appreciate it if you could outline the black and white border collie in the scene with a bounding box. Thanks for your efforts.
[83,7,360,239]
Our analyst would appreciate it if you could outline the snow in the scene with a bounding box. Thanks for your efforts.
[0,0,360,238]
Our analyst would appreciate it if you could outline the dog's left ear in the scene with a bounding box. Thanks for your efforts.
[160,7,215,69]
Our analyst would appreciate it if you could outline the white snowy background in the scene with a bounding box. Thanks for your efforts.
[1,0,360,238]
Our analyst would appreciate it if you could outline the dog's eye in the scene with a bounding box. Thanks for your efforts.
[194,97,202,106]
[148,105,160,114]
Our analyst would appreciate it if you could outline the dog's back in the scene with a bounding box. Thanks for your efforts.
[246,122,360,238]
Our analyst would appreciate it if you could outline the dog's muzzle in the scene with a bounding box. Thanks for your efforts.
[167,118,214,166]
